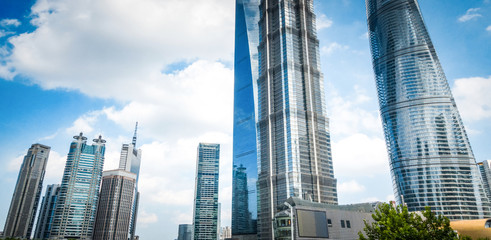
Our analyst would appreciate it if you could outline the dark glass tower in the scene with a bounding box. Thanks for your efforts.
[232,0,260,238]
[34,184,61,239]
[3,144,50,239]
[256,0,338,238]
[366,0,490,219]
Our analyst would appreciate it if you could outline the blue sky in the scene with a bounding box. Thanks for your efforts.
[1,0,490,239]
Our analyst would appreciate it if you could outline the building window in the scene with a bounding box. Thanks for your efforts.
[347,220,351,228]
[341,220,345,228]
[327,219,332,227]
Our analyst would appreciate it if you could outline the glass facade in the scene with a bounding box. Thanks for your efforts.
[50,133,106,239]
[256,0,338,239]
[232,0,260,237]
[193,143,220,240]
[366,0,491,219]
[478,160,491,201]
[3,144,50,239]
[34,184,60,240]
[118,122,142,240]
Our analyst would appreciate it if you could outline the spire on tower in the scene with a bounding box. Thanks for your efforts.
[132,122,138,146]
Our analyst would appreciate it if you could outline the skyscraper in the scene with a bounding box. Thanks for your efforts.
[118,122,142,240]
[34,184,61,240]
[193,143,220,240]
[93,169,136,240]
[3,144,50,239]
[478,160,491,200]
[232,0,260,238]
[50,133,106,239]
[256,0,338,238]
[177,224,193,240]
[366,0,490,219]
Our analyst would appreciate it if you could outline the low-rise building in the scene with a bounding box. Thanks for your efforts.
[273,197,380,240]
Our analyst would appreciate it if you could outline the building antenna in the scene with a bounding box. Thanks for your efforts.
[132,122,138,147]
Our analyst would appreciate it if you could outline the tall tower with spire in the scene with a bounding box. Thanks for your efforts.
[118,122,142,239]
[255,0,338,238]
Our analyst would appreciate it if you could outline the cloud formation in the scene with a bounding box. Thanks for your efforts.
[2,0,234,95]
[0,19,21,27]
[458,8,482,22]
[317,14,333,30]
[487,25,491,32]
[338,180,366,194]
[453,76,491,122]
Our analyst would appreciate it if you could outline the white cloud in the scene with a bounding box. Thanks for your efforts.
[328,85,382,137]
[8,155,24,172]
[4,0,234,99]
[321,42,349,55]
[452,76,491,121]
[458,8,482,22]
[138,210,158,225]
[338,180,366,194]
[65,110,104,135]
[332,133,389,177]
[0,19,21,27]
[317,14,333,30]
[487,25,491,32]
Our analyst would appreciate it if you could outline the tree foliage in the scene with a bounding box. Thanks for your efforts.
[359,203,460,240]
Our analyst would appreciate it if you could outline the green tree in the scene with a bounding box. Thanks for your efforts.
[358,203,459,240]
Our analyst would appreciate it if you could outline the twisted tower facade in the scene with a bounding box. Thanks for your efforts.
[366,0,490,219]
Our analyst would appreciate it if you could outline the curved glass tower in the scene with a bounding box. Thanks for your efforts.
[366,0,490,219]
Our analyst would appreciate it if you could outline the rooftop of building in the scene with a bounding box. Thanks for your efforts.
[278,197,381,213]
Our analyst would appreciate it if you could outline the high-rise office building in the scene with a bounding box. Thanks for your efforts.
[232,0,260,238]
[177,224,193,240]
[118,122,142,240]
[50,133,106,239]
[93,169,136,240]
[3,144,50,239]
[366,0,490,219]
[193,143,220,240]
[256,0,338,238]
[478,160,491,200]
[34,184,61,240]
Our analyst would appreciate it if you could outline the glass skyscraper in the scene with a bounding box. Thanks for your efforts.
[478,160,491,203]
[256,0,338,239]
[366,0,490,219]
[34,184,60,240]
[50,133,106,239]
[3,144,50,239]
[232,0,260,238]
[118,122,142,240]
[193,143,220,240]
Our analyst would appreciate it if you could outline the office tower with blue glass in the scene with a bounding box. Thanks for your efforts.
[232,0,260,238]
[193,143,220,240]
[34,184,61,239]
[93,169,136,240]
[366,0,490,219]
[177,224,193,240]
[118,123,142,240]
[50,133,106,239]
[478,160,491,201]
[256,0,338,238]
[3,144,50,239]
